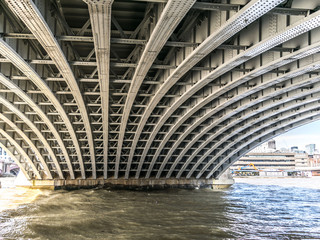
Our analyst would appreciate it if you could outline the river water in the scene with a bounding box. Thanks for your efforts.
[0,177,320,240]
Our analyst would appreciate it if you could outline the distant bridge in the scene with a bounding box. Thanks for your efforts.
[0,0,320,188]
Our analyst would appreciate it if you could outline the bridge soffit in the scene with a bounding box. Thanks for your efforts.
[0,0,319,181]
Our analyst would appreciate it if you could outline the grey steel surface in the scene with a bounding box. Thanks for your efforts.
[0,0,319,180]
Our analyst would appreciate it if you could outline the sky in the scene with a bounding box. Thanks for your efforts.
[274,120,320,151]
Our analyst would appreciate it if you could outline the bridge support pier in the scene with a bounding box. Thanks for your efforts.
[15,177,234,190]
[212,171,235,189]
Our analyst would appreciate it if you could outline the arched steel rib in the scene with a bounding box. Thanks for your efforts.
[204,111,320,179]
[139,10,320,178]
[132,0,285,178]
[111,0,197,179]
[215,116,320,179]
[154,70,320,178]
[161,42,320,178]
[174,92,320,179]
[0,38,79,178]
[5,0,95,179]
[183,73,320,178]
[158,44,320,178]
[0,140,31,180]
[84,0,113,179]
[0,94,64,179]
[0,125,41,179]
[147,62,320,178]
[0,111,53,179]
[0,73,74,179]
[154,66,320,178]
[203,102,320,179]
[187,86,320,179]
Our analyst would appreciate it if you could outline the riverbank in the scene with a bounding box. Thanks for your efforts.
[234,176,320,189]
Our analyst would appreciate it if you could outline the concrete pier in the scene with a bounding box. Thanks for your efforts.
[212,171,235,189]
[15,177,234,190]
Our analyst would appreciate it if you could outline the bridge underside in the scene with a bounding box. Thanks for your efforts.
[0,0,320,184]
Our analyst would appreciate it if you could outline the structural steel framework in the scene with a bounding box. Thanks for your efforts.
[0,0,320,181]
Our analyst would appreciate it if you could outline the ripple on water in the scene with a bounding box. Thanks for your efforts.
[1,178,320,239]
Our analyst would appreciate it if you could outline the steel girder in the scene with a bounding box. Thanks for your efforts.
[177,93,320,178]
[0,110,53,179]
[137,9,320,178]
[158,45,320,178]
[0,94,64,179]
[207,110,320,179]
[118,0,196,179]
[0,41,77,178]
[186,84,320,178]
[5,0,95,179]
[0,140,32,179]
[84,0,113,179]
[132,0,287,178]
[0,124,41,179]
[0,0,320,180]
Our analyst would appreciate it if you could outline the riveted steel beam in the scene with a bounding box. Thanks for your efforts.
[205,111,320,179]
[157,41,320,178]
[0,111,53,179]
[174,93,320,178]
[114,0,196,179]
[1,0,319,181]
[0,124,41,179]
[0,73,74,179]
[183,75,320,178]
[193,2,310,16]
[141,10,320,178]
[172,69,320,178]
[135,0,286,179]
[5,0,95,179]
[184,86,320,178]
[0,95,64,179]
[84,0,113,179]
[0,140,31,179]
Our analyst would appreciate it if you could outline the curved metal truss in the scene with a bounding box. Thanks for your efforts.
[0,0,320,180]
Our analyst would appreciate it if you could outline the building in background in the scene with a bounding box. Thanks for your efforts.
[280,147,290,152]
[231,139,319,177]
[294,153,309,168]
[305,144,316,155]
[308,154,320,167]
[231,152,296,171]
[251,139,277,153]
[268,140,276,150]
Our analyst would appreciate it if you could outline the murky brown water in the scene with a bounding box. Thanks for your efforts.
[1,177,320,239]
